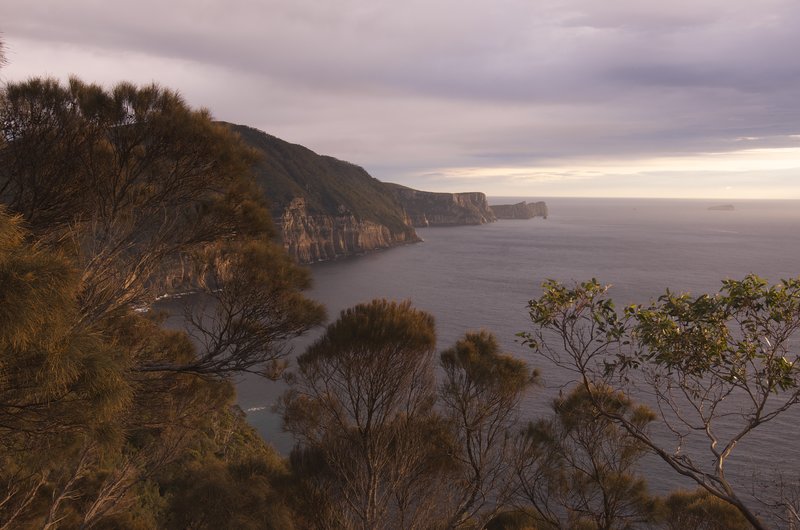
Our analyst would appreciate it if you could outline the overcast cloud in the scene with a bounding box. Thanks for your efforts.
[3,0,800,198]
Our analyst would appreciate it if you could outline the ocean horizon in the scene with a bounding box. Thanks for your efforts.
[161,196,800,500]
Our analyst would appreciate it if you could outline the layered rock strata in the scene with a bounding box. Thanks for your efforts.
[278,198,419,263]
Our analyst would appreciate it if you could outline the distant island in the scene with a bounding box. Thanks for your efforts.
[708,204,735,211]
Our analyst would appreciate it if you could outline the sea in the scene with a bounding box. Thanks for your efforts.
[166,197,800,506]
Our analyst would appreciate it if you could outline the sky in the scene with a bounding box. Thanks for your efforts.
[2,0,800,199]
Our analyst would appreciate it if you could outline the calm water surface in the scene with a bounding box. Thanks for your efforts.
[229,198,800,497]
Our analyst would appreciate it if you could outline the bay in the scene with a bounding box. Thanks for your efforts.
[225,197,800,498]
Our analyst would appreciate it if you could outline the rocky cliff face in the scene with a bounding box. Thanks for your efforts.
[387,185,497,227]
[278,198,419,263]
[491,201,548,220]
[227,124,423,263]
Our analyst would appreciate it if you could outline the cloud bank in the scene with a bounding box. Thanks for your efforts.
[3,0,800,197]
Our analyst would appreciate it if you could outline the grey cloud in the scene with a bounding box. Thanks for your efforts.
[6,1,799,103]
[3,0,800,197]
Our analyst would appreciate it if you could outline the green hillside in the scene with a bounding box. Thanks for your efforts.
[228,123,410,232]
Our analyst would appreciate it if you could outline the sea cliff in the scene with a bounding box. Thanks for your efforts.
[491,201,548,220]
[387,184,496,227]
[230,124,420,263]
[228,123,525,263]
[279,197,419,262]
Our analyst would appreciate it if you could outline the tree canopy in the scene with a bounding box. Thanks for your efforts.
[283,302,540,529]
[440,331,537,528]
[283,299,443,529]
[0,76,324,377]
[0,77,323,528]
[523,275,800,529]
[515,384,659,529]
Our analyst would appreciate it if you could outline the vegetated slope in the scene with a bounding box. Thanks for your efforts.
[228,123,419,262]
[230,123,411,231]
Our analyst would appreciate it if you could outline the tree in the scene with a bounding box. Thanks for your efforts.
[661,488,750,530]
[0,76,324,378]
[0,77,265,318]
[284,311,539,530]
[0,208,131,528]
[515,384,659,530]
[0,78,324,527]
[523,276,800,529]
[439,330,537,528]
[145,240,325,377]
[0,206,305,528]
[158,408,297,530]
[282,299,449,529]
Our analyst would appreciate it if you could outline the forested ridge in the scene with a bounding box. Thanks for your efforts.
[1,45,798,529]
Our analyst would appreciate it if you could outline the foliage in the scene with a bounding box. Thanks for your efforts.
[158,409,296,530]
[0,207,302,529]
[485,510,539,530]
[152,240,326,377]
[283,302,538,530]
[0,209,131,528]
[515,384,659,529]
[282,299,450,529]
[440,330,537,528]
[660,488,751,530]
[0,78,321,528]
[1,77,267,321]
[0,76,324,377]
[522,275,800,529]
